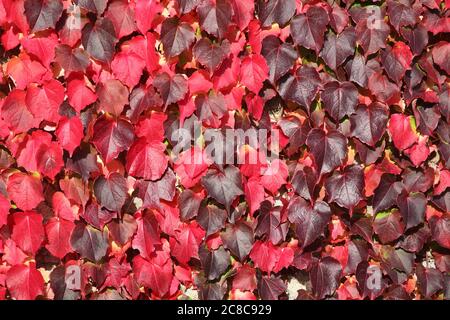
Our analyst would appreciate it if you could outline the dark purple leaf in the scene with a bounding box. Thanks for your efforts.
[350,102,389,147]
[70,222,109,262]
[75,0,107,15]
[287,197,331,249]
[153,73,188,109]
[93,173,127,212]
[179,189,204,221]
[257,0,296,27]
[372,174,403,214]
[25,0,63,32]
[197,0,233,39]
[320,27,356,71]
[397,191,426,231]
[221,221,254,261]
[202,165,243,211]
[257,275,286,300]
[306,128,347,176]
[387,0,419,32]
[310,256,342,299]
[321,81,358,122]
[416,265,444,298]
[199,245,230,280]
[160,18,195,58]
[193,38,230,73]
[325,165,364,211]
[291,6,329,54]
[82,18,117,63]
[197,204,227,236]
[261,35,298,84]
[291,167,317,201]
[373,209,405,244]
[255,201,289,245]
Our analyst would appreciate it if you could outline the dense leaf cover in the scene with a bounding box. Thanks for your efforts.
[0,0,449,300]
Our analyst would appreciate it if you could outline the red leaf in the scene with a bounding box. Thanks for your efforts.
[7,173,44,211]
[6,263,44,300]
[55,116,84,156]
[240,54,269,94]
[45,217,75,259]
[126,138,168,181]
[11,211,45,255]
[249,240,279,274]
[171,222,204,265]
[132,212,161,259]
[91,115,135,163]
[388,113,418,151]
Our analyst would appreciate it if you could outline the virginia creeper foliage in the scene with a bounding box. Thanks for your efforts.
[0,0,449,300]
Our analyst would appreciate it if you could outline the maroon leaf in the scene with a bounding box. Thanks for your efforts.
[432,42,450,75]
[325,165,364,212]
[257,0,295,27]
[310,257,342,299]
[199,245,230,280]
[135,169,176,210]
[193,38,230,73]
[197,0,233,39]
[153,73,188,109]
[176,0,201,14]
[160,18,195,58]
[195,91,227,127]
[372,174,403,214]
[93,173,128,212]
[108,214,137,246]
[287,197,331,249]
[179,189,204,221]
[278,66,321,109]
[291,6,329,54]
[82,18,117,63]
[397,191,426,230]
[91,115,135,163]
[397,225,430,253]
[75,0,107,14]
[429,216,450,249]
[221,221,254,261]
[416,265,444,298]
[202,165,243,211]
[413,105,441,137]
[55,45,90,73]
[197,204,227,236]
[278,116,310,155]
[387,0,419,32]
[257,275,286,300]
[350,102,389,147]
[261,35,298,84]
[380,246,414,274]
[320,27,356,71]
[24,0,63,32]
[356,17,390,56]
[70,222,109,262]
[291,167,317,201]
[381,42,413,83]
[321,81,358,122]
[255,201,289,245]
[306,128,347,176]
[373,210,405,244]
[82,201,116,231]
